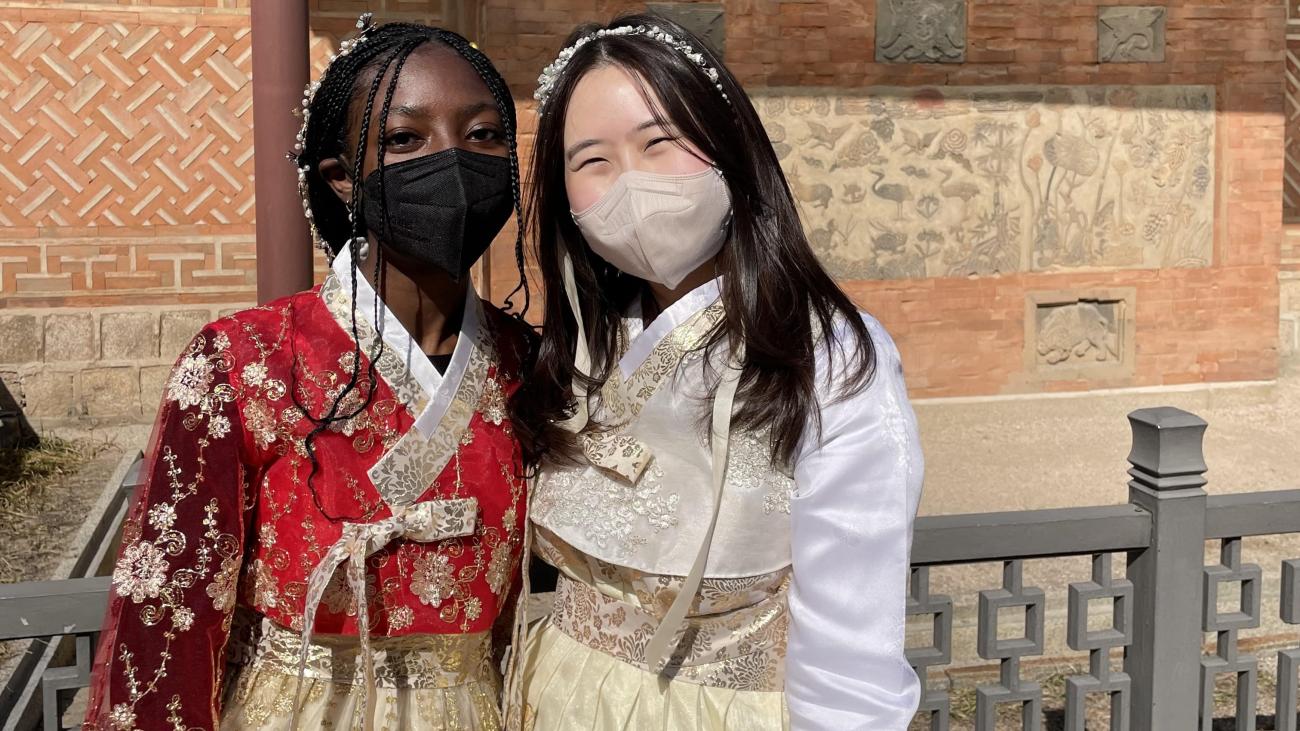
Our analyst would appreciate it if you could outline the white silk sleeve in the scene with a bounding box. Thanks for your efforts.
[786,315,924,730]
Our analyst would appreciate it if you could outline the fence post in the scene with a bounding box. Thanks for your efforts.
[1124,407,1208,730]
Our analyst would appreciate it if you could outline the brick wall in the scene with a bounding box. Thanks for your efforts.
[484,0,1285,397]
[0,0,1287,425]
[0,1,472,427]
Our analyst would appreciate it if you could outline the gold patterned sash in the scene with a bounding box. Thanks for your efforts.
[243,620,495,690]
[548,572,789,692]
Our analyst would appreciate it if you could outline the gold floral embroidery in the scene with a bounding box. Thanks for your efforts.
[208,555,239,612]
[388,604,415,631]
[102,325,258,725]
[241,362,268,388]
[485,542,512,596]
[166,331,237,440]
[231,620,496,689]
[548,571,789,692]
[166,353,214,410]
[411,552,456,607]
[477,375,506,425]
[146,503,176,532]
[244,399,278,450]
[112,542,170,602]
[108,703,136,730]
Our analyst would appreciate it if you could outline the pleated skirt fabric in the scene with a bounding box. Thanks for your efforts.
[518,620,788,731]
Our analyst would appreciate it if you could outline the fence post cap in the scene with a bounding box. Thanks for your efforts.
[1127,406,1208,490]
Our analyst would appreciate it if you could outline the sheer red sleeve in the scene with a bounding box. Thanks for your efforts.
[82,326,253,731]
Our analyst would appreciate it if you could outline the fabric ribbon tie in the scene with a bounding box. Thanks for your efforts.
[290,498,479,731]
[642,358,742,673]
[556,251,591,435]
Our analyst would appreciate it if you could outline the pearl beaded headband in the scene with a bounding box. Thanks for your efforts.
[534,24,731,111]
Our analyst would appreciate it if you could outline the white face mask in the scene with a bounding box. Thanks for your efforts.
[572,167,732,289]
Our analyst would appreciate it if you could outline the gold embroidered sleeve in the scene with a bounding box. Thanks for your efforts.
[83,326,254,731]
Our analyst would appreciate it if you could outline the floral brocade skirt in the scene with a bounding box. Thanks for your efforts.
[219,620,502,731]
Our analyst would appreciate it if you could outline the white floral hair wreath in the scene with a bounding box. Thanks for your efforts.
[287,12,377,254]
[534,24,730,111]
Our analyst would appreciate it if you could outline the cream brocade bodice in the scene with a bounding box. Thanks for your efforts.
[530,293,796,580]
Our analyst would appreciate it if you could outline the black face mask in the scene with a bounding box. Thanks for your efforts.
[361,148,513,279]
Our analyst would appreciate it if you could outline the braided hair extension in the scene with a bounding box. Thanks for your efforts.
[427,28,531,316]
[291,23,527,520]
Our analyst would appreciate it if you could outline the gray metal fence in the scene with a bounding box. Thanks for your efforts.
[2,406,1299,730]
[908,406,1300,730]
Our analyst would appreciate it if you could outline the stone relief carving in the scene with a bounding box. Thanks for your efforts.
[1024,291,1135,379]
[1036,301,1119,366]
[876,0,967,64]
[1098,7,1167,63]
[757,86,1215,281]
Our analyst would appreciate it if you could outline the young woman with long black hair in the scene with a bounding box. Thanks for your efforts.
[506,14,923,730]
[84,18,534,731]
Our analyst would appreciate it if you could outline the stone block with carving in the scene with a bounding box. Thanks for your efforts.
[1023,290,1137,382]
[876,0,966,64]
[1098,7,1166,63]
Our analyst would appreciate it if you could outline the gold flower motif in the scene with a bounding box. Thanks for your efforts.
[207,555,239,612]
[478,376,507,425]
[208,413,231,440]
[243,399,278,450]
[411,552,455,607]
[486,541,513,596]
[112,541,169,603]
[388,604,415,631]
[166,354,214,410]
[241,362,268,388]
[147,503,176,532]
[462,596,483,623]
[172,606,195,632]
[109,703,137,730]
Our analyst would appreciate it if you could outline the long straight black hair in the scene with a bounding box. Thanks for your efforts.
[511,14,876,470]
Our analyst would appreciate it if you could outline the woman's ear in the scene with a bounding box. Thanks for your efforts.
[318,157,353,206]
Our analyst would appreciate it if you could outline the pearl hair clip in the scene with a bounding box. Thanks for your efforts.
[288,12,377,253]
[534,25,730,110]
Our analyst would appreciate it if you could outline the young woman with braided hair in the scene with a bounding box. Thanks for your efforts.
[84,17,536,730]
